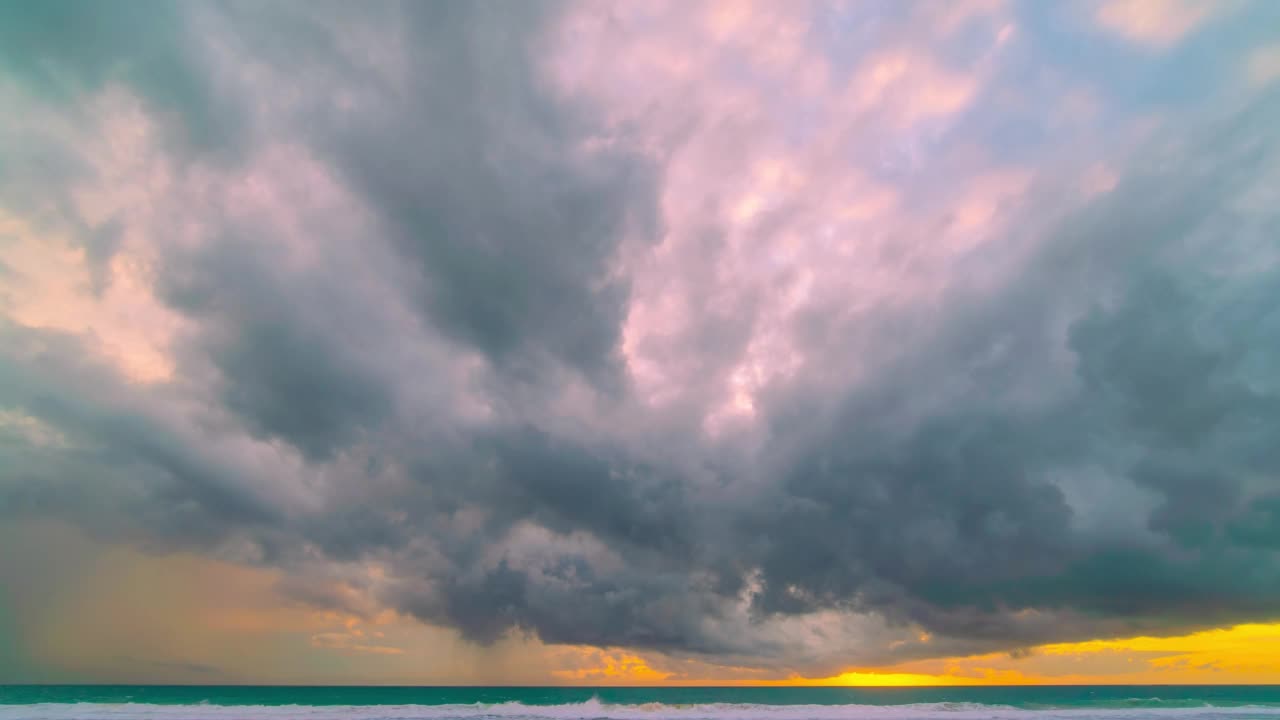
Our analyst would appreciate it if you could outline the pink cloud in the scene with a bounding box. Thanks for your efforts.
[1093,0,1229,48]
[545,0,1026,434]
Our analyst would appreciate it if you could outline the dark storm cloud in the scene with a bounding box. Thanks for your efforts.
[374,427,727,651]
[313,2,659,390]
[157,236,396,461]
[0,324,288,550]
[0,0,696,655]
[126,0,659,458]
[734,99,1280,653]
[2,0,1280,678]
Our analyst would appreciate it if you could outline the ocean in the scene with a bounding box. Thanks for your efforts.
[2,686,1280,720]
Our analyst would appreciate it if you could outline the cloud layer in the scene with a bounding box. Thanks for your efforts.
[2,0,1280,678]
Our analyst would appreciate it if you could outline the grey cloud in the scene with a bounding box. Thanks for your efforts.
[0,325,288,549]
[731,99,1280,653]
[313,2,659,391]
[0,0,244,155]
[158,238,396,461]
[801,230,1280,651]
[138,0,660,459]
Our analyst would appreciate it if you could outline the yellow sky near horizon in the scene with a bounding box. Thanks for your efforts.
[3,520,1278,686]
[798,621,1280,686]
[554,621,1280,687]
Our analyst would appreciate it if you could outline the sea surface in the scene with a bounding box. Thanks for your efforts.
[2,686,1280,720]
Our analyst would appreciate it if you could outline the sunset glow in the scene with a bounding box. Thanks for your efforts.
[3,0,1280,691]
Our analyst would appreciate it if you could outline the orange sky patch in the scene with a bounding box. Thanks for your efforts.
[6,520,1279,686]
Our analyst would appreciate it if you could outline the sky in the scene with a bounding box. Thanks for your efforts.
[1,0,1280,686]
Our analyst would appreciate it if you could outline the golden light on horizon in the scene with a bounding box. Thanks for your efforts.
[790,671,981,687]
[769,622,1280,687]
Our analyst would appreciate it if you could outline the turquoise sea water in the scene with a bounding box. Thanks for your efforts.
[3,686,1280,719]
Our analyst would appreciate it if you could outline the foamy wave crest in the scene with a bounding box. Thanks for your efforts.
[5,700,1280,720]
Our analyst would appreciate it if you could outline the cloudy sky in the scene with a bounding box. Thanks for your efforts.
[2,0,1280,685]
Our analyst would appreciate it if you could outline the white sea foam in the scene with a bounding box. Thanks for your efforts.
[4,701,1280,720]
